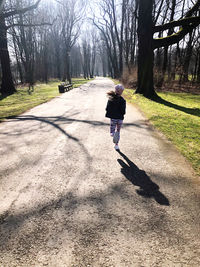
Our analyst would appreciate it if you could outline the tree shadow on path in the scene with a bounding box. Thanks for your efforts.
[117,151,170,206]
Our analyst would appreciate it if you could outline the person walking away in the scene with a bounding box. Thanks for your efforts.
[105,84,126,150]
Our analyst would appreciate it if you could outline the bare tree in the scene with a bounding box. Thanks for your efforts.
[0,0,41,95]
[56,0,86,84]
[71,45,82,77]
[98,39,109,77]
[91,0,126,78]
[81,38,90,79]
[124,0,138,70]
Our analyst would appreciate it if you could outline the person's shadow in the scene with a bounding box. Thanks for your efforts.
[117,151,170,206]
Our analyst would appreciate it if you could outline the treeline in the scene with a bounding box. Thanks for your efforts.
[0,0,109,95]
[92,0,200,87]
[0,0,200,96]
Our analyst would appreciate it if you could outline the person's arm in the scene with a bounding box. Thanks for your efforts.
[106,100,110,111]
[120,99,126,115]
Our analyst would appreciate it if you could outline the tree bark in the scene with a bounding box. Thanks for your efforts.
[136,0,200,98]
[136,0,156,98]
[0,18,16,95]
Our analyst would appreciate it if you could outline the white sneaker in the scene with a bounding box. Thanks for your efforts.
[113,131,120,144]
[114,144,119,150]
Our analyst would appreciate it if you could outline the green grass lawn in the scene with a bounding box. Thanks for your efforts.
[0,78,92,121]
[123,88,200,176]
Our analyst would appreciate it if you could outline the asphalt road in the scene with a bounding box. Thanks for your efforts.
[0,77,200,267]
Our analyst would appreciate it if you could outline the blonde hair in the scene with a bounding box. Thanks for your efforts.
[107,90,117,100]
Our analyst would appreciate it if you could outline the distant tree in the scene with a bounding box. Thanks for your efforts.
[92,0,126,78]
[98,39,109,77]
[50,21,62,80]
[81,39,90,79]
[90,32,98,78]
[56,0,86,84]
[81,30,98,79]
[71,45,82,77]
[124,0,138,71]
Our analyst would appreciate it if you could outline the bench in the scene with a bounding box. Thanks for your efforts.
[58,82,73,93]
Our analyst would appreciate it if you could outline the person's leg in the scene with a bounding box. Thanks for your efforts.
[114,120,123,149]
[116,119,123,143]
[110,119,117,136]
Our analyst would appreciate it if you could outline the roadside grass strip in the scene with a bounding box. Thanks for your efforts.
[0,78,93,121]
[123,88,200,176]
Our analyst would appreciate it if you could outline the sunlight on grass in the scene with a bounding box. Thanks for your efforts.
[0,78,93,121]
[123,88,200,176]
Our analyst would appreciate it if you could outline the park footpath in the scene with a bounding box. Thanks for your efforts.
[0,77,199,266]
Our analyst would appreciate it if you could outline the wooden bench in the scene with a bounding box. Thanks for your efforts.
[58,82,73,93]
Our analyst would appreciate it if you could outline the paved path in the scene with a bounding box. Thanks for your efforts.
[0,78,199,267]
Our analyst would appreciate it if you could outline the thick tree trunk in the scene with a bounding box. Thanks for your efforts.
[0,18,16,95]
[136,0,156,98]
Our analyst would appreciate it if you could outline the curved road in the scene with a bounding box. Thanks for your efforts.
[0,78,199,266]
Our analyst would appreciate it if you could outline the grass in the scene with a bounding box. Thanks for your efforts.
[174,74,193,81]
[0,78,92,121]
[123,87,200,176]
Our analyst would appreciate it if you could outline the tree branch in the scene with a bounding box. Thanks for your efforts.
[6,22,54,30]
[154,0,165,25]
[154,16,200,32]
[153,22,199,49]
[3,0,41,18]
[153,0,200,49]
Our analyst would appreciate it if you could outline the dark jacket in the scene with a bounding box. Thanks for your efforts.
[105,96,126,120]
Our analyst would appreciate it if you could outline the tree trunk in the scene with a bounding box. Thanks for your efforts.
[0,18,16,95]
[54,42,61,80]
[167,46,172,81]
[43,36,48,83]
[130,2,138,66]
[197,50,200,83]
[66,51,71,84]
[162,47,168,80]
[136,0,156,98]
[13,35,24,83]
[182,31,193,82]
[11,24,24,84]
